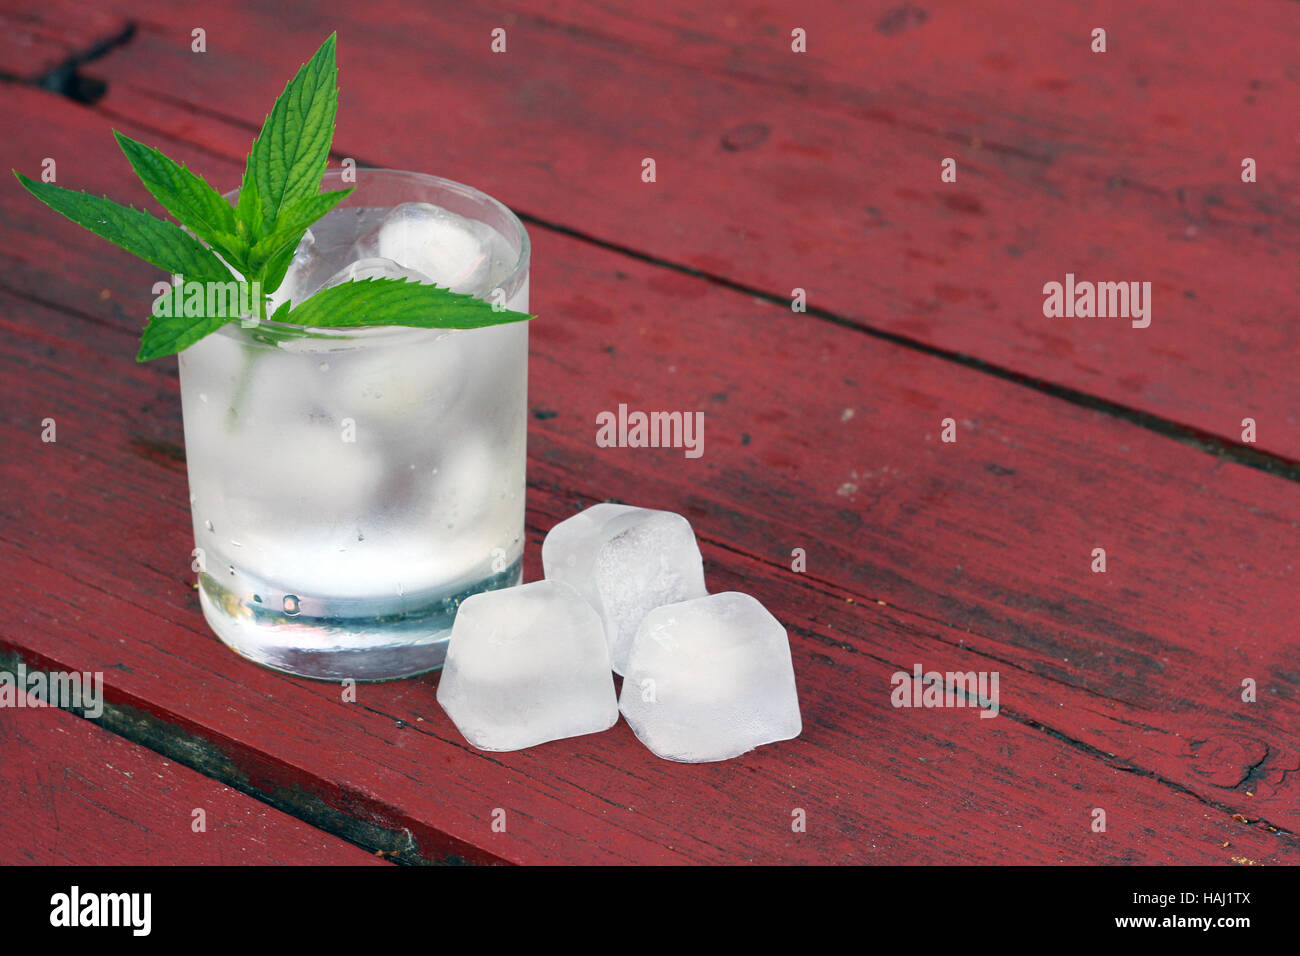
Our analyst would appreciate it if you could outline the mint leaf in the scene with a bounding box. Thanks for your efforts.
[234,175,260,245]
[268,300,293,324]
[247,187,352,269]
[137,311,231,362]
[285,278,533,330]
[112,131,244,267]
[241,33,338,239]
[14,171,234,283]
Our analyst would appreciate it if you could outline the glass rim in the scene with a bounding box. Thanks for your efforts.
[217,167,530,345]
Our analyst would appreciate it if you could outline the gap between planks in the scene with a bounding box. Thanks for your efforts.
[0,643,501,865]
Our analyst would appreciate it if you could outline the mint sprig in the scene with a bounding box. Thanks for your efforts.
[242,32,340,240]
[12,32,533,361]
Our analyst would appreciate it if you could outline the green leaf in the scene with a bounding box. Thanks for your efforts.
[14,171,235,282]
[285,278,533,330]
[112,131,244,265]
[137,311,231,361]
[269,300,293,324]
[234,175,260,241]
[247,187,352,269]
[240,33,338,239]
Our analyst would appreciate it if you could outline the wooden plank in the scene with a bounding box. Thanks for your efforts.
[0,85,1296,862]
[55,0,1300,461]
[0,692,389,865]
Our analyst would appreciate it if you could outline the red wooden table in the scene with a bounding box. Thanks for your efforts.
[1,0,1297,865]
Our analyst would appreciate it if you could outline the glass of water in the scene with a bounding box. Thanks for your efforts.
[180,169,530,680]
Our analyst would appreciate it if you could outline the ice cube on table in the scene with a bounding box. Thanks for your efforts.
[436,580,618,752]
[352,201,495,293]
[618,592,802,763]
[541,503,707,675]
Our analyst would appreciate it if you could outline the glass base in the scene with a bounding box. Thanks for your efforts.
[198,559,523,681]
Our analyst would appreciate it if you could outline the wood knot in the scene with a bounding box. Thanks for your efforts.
[1188,733,1267,788]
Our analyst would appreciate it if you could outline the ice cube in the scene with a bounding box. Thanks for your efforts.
[542,504,708,674]
[353,201,495,293]
[618,592,802,762]
[437,580,618,751]
[317,255,433,294]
